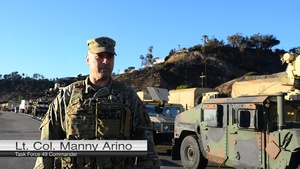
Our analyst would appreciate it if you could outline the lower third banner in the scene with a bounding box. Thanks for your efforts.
[0,140,147,157]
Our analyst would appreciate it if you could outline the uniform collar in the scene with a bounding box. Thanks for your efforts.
[84,76,113,94]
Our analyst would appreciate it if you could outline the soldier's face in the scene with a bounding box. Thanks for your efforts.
[86,52,114,81]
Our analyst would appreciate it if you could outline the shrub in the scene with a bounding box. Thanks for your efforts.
[244,71,258,76]
[176,85,189,89]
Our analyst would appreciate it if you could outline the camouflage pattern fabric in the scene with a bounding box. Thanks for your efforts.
[33,77,160,169]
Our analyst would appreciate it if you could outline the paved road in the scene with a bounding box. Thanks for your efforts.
[0,110,231,169]
[0,110,40,169]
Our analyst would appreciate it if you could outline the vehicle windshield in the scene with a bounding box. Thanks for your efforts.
[270,100,300,126]
[146,106,157,116]
[285,102,300,123]
[146,105,180,117]
[163,107,181,116]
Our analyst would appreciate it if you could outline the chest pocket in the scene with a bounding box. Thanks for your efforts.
[66,102,96,140]
[96,103,132,140]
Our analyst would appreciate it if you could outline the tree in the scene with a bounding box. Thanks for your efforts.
[77,74,83,80]
[147,46,154,65]
[242,36,251,49]
[227,33,244,48]
[3,74,8,80]
[140,46,156,67]
[148,46,153,53]
[289,47,300,54]
[248,33,280,49]
[206,37,224,48]
[33,73,42,80]
[140,55,146,67]
[164,49,176,62]
[4,71,22,80]
[202,35,208,53]
[169,49,176,55]
[261,34,280,49]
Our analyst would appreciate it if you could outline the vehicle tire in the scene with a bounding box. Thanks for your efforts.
[153,131,159,145]
[172,141,180,160]
[286,165,300,169]
[286,163,300,169]
[180,135,207,169]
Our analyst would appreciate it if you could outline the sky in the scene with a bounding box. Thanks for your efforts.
[0,0,299,79]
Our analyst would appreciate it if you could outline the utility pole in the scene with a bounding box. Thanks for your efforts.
[202,35,208,87]
[200,72,205,88]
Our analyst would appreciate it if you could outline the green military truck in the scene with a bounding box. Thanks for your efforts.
[138,87,184,146]
[172,52,300,169]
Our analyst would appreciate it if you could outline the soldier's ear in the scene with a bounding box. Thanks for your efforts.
[86,54,90,66]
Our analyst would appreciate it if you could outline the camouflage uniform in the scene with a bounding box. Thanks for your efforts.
[33,77,161,169]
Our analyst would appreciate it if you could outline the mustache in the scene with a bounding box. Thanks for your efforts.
[99,66,110,69]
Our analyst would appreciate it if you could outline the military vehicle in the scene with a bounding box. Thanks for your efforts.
[31,83,60,119]
[138,87,185,146]
[31,100,49,117]
[24,100,34,114]
[172,52,300,169]
[169,87,219,110]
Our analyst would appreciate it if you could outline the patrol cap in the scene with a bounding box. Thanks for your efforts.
[87,37,116,55]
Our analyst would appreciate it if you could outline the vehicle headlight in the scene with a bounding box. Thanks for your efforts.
[163,124,169,131]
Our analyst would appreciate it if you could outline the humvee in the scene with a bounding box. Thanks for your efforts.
[172,52,300,169]
[138,87,184,145]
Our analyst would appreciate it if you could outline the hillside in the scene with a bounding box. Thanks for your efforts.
[0,47,287,103]
[114,47,286,93]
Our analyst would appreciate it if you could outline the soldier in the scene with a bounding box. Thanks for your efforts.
[33,37,161,169]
